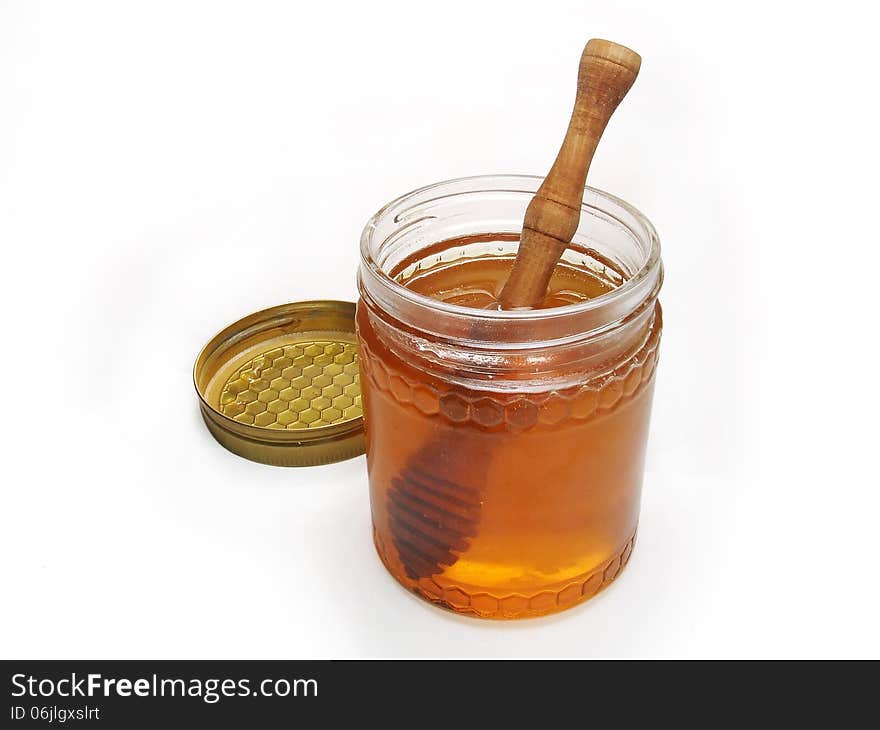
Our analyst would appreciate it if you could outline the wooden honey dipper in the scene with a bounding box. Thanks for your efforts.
[387,39,641,584]
[500,39,641,308]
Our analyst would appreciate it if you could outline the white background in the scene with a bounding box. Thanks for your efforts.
[2,0,878,658]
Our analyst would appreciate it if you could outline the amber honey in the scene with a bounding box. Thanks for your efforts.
[357,177,662,619]
[401,234,617,308]
[359,242,660,618]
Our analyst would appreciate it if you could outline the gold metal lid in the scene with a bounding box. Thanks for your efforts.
[193,300,364,466]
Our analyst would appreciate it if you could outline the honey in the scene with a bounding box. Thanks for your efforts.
[399,234,617,309]
[357,177,662,619]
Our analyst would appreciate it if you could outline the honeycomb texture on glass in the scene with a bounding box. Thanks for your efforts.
[373,526,638,619]
[359,308,660,431]
[219,341,362,429]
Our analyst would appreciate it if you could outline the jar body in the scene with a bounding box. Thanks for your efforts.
[357,176,662,619]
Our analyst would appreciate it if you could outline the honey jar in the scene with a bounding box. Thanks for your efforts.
[356,175,663,619]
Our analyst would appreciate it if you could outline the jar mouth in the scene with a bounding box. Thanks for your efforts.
[360,174,661,325]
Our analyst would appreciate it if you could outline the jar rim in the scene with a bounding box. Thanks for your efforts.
[359,174,661,324]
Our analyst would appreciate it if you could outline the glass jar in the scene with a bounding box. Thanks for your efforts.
[356,175,662,619]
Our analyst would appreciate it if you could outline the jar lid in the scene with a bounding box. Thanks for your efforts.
[193,300,364,466]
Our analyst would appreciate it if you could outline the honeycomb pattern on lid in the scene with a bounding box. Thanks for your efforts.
[219,341,362,429]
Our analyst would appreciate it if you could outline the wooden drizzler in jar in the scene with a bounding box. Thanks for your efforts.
[500,39,641,308]
[356,39,663,618]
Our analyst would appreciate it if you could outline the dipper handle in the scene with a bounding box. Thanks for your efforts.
[498,39,641,309]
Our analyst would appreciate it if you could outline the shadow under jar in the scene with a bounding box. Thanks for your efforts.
[356,175,663,619]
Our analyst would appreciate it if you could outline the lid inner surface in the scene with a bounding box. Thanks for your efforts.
[218,340,362,429]
[194,300,364,467]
